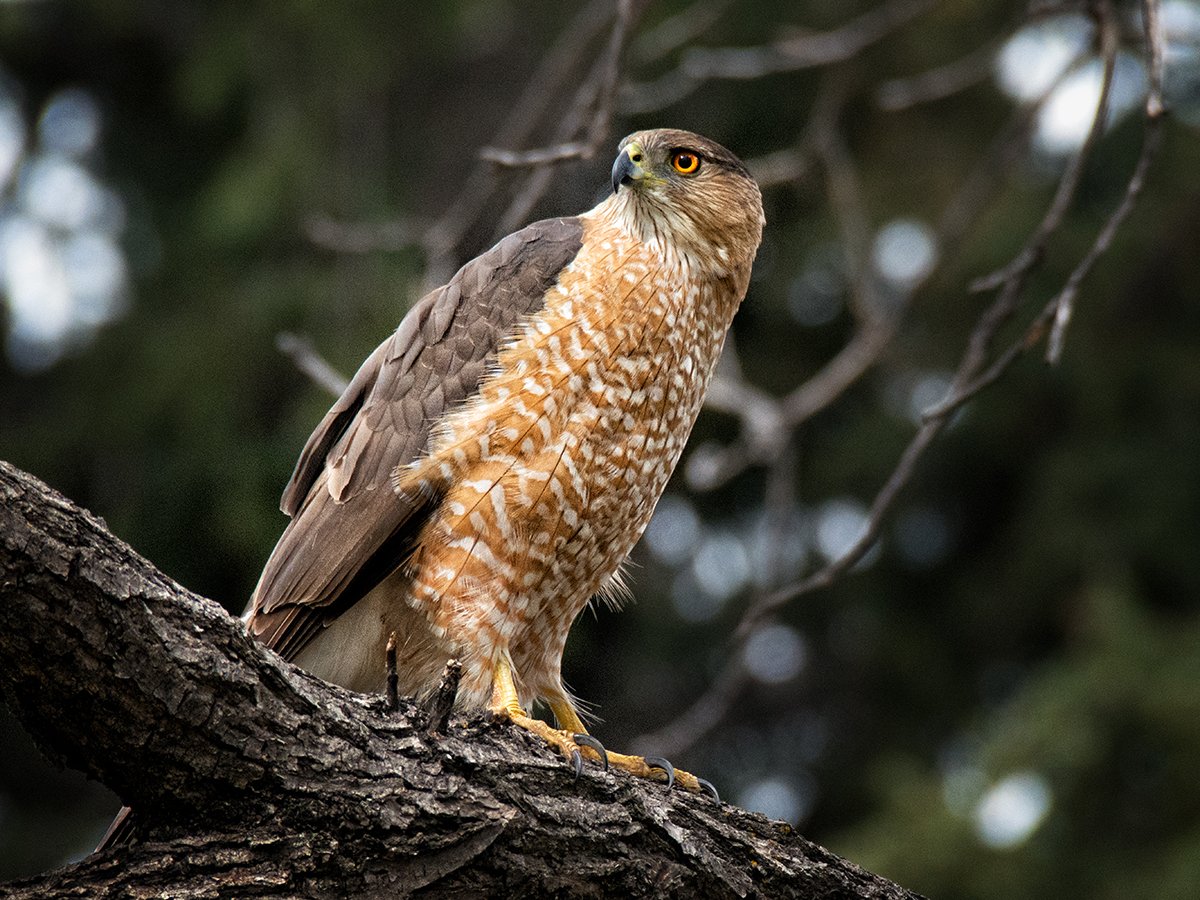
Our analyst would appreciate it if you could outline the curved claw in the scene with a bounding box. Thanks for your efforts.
[573,733,609,771]
[569,748,584,781]
[643,755,676,791]
[697,778,721,803]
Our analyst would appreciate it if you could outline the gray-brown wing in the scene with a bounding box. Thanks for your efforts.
[246,217,584,659]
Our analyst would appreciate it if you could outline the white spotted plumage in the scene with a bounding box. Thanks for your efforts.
[380,188,754,715]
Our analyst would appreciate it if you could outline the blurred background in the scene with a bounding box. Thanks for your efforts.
[2,0,1199,896]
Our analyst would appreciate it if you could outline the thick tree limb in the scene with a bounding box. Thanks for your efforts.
[0,460,921,899]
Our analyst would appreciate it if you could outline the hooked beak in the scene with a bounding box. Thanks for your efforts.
[611,141,645,194]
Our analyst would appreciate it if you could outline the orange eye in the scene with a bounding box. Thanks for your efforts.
[671,150,700,175]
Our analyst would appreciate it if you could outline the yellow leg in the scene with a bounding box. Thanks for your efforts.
[548,697,588,734]
[488,656,528,719]
[490,658,709,794]
[489,657,584,761]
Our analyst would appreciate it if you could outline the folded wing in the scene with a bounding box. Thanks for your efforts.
[246,217,584,660]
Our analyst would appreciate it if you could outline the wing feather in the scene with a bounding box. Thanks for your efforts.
[247,217,584,659]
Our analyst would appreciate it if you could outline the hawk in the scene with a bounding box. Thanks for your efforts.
[247,128,764,790]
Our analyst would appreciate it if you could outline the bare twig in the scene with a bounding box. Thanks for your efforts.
[479,142,594,168]
[875,39,1001,111]
[425,658,463,736]
[302,214,429,255]
[914,0,1162,409]
[492,0,646,239]
[745,147,815,189]
[305,0,614,287]
[690,55,1087,492]
[650,1,1160,760]
[638,442,798,757]
[424,0,615,285]
[924,2,1122,418]
[631,0,737,65]
[1046,0,1165,362]
[691,85,902,491]
[967,14,1117,296]
[622,0,934,114]
[635,656,750,759]
[276,332,349,398]
[386,632,399,713]
[1142,0,1166,119]
[934,52,1089,254]
[765,1,1120,618]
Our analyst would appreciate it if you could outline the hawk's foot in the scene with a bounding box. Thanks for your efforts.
[602,748,719,800]
[489,658,718,799]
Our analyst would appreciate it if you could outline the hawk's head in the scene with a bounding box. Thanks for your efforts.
[608,128,764,277]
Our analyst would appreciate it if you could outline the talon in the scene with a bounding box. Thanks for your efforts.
[573,733,609,771]
[570,748,584,781]
[697,778,720,803]
[644,755,675,791]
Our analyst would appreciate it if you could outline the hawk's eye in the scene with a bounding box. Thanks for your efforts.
[671,150,700,175]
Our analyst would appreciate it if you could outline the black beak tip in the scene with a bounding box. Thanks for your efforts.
[611,151,635,194]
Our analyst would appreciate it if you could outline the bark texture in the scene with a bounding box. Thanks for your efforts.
[0,460,924,899]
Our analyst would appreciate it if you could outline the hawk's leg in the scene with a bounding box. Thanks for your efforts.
[489,658,716,798]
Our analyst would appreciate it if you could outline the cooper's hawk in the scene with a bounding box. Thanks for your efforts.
[247,128,763,790]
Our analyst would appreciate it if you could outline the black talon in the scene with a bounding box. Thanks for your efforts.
[573,734,609,771]
[644,755,675,791]
[697,778,721,803]
[569,748,584,781]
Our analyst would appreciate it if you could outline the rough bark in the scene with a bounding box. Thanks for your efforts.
[0,460,923,899]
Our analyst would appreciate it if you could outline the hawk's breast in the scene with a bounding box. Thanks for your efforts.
[398,215,741,674]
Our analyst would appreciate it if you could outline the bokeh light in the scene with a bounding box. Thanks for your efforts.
[1162,0,1200,126]
[644,493,702,566]
[738,775,815,824]
[995,14,1150,155]
[974,771,1053,849]
[742,622,808,684]
[788,246,845,327]
[0,81,129,372]
[814,498,872,564]
[871,218,937,289]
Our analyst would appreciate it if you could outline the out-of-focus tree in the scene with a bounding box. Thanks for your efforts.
[1,1,1198,896]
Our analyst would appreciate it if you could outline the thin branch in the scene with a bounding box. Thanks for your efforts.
[631,0,737,65]
[302,214,429,255]
[967,12,1117,297]
[922,2,1126,418]
[276,332,349,397]
[917,0,1163,410]
[653,2,1158,760]
[745,147,815,189]
[1142,0,1166,118]
[424,0,615,284]
[760,0,1121,625]
[1046,0,1165,362]
[304,0,615,286]
[622,0,934,114]
[690,36,1091,492]
[691,86,902,491]
[933,52,1089,255]
[491,0,647,240]
[635,657,751,760]
[478,142,593,168]
[875,39,1001,111]
[638,442,798,758]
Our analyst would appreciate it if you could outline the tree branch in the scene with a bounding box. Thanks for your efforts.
[0,460,922,899]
